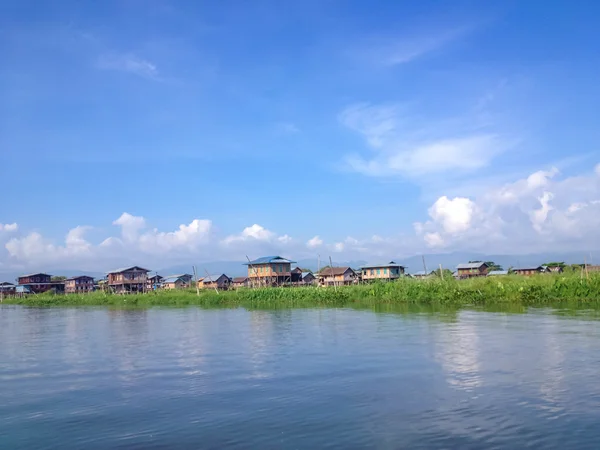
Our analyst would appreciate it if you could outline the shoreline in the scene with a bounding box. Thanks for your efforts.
[3,273,600,308]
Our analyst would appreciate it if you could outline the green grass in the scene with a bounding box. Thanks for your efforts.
[4,272,600,309]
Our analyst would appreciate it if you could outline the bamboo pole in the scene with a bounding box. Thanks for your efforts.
[204,268,220,294]
[246,255,262,289]
[329,256,337,292]
[192,266,200,296]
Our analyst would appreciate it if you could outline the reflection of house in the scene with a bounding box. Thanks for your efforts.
[456,262,489,279]
[302,272,316,285]
[317,267,357,286]
[232,276,249,289]
[512,266,549,276]
[244,256,296,286]
[487,270,508,277]
[146,275,163,291]
[162,276,188,290]
[199,274,232,290]
[17,273,64,294]
[65,276,95,294]
[108,266,150,293]
[361,261,405,281]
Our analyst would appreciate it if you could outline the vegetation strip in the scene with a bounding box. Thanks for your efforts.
[4,273,600,308]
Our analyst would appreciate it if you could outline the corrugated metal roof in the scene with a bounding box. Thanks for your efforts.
[19,273,51,278]
[412,271,429,276]
[162,276,184,283]
[66,275,94,281]
[303,272,315,279]
[0,282,14,286]
[232,276,248,283]
[317,267,355,276]
[456,262,487,270]
[201,274,231,283]
[244,256,296,265]
[361,261,405,269]
[107,266,150,274]
[487,270,509,276]
[16,285,31,293]
[513,266,543,271]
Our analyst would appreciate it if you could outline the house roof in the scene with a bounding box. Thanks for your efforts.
[361,261,405,269]
[66,275,94,281]
[487,270,509,276]
[16,285,31,293]
[19,273,51,278]
[412,270,429,276]
[148,275,163,280]
[244,256,296,265]
[291,267,303,273]
[232,276,248,283]
[317,267,355,276]
[0,282,14,286]
[456,262,488,270]
[513,266,544,271]
[303,272,315,279]
[107,266,150,274]
[168,273,192,279]
[162,276,185,284]
[201,274,231,283]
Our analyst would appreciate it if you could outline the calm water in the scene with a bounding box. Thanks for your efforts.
[2,305,600,449]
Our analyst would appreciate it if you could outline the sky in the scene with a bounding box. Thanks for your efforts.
[1,0,600,273]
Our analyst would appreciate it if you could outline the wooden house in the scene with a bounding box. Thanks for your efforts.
[317,267,357,286]
[361,261,405,282]
[487,270,509,277]
[146,275,164,291]
[232,276,250,289]
[512,266,549,276]
[290,267,304,283]
[302,272,316,285]
[167,274,193,286]
[244,256,296,286]
[0,282,15,296]
[107,266,150,293]
[456,262,489,279]
[65,276,94,294]
[162,276,188,290]
[199,274,232,290]
[16,273,64,294]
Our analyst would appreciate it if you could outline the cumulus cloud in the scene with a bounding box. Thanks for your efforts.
[307,235,323,248]
[415,164,600,252]
[0,223,18,232]
[223,224,275,244]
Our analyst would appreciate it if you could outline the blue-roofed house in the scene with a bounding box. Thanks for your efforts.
[198,274,232,290]
[244,256,296,286]
[162,276,188,290]
[360,261,406,282]
[487,270,509,277]
[411,270,430,279]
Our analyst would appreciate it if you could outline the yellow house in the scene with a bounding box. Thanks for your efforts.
[244,256,296,286]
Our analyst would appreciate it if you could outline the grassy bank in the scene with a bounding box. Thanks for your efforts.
[4,272,600,309]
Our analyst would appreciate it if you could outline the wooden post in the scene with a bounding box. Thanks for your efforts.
[422,255,428,275]
[439,264,444,280]
[329,256,337,292]
[246,255,262,288]
[192,266,200,296]
[204,269,219,295]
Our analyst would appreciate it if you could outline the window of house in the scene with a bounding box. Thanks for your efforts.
[279,264,283,273]
[384,268,388,275]
[377,269,380,275]
[370,269,374,275]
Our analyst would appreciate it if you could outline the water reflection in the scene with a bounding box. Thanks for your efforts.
[2,305,600,449]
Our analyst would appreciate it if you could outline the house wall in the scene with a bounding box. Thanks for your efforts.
[362,267,404,280]
[247,263,292,278]
[457,266,488,277]
[65,277,94,293]
[18,274,51,284]
[108,270,148,285]
[163,281,184,290]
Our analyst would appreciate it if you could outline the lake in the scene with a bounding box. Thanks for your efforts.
[2,305,600,449]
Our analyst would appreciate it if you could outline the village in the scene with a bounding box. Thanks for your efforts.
[0,256,597,297]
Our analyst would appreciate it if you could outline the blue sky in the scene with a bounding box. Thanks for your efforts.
[1,0,600,272]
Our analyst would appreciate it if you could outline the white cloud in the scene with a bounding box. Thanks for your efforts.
[595,163,600,176]
[0,223,18,232]
[340,103,509,178]
[415,164,600,252]
[428,196,476,234]
[307,235,323,248]
[97,53,159,79]
[223,224,275,244]
[113,212,146,242]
